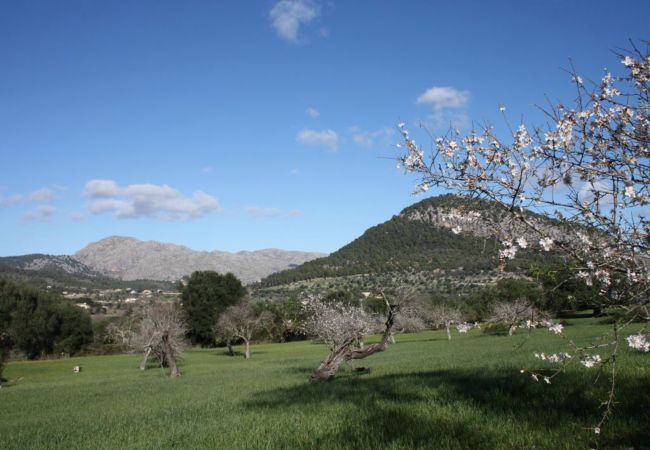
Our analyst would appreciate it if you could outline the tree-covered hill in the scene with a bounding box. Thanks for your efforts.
[260,195,558,287]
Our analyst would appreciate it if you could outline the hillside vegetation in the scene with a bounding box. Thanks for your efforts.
[260,195,560,290]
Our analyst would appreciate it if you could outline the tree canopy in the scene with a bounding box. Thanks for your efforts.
[0,279,93,360]
[181,271,247,346]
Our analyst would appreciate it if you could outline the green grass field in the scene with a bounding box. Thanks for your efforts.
[1,316,648,450]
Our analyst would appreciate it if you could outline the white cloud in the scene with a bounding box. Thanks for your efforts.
[578,181,614,205]
[245,207,303,219]
[27,188,58,202]
[22,205,56,223]
[83,180,221,221]
[296,128,339,151]
[84,179,120,198]
[425,110,471,131]
[0,194,24,207]
[305,107,320,119]
[416,86,471,131]
[269,0,319,43]
[1,186,61,207]
[349,126,394,149]
[416,86,470,110]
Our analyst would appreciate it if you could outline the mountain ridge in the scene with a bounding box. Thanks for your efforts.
[74,236,327,284]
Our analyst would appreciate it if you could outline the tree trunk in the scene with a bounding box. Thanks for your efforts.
[244,339,251,360]
[508,324,517,336]
[226,339,234,356]
[139,347,152,370]
[309,302,396,383]
[446,323,451,340]
[161,332,180,378]
[389,334,396,344]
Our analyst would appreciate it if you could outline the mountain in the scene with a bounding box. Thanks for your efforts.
[74,236,327,284]
[0,254,174,290]
[258,195,560,295]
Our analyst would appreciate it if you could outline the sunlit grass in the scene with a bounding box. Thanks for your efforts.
[1,316,648,449]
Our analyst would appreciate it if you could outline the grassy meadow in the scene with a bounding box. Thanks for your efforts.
[1,315,648,450]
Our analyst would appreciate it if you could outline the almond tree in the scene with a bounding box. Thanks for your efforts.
[303,294,398,383]
[395,43,650,431]
[131,301,185,378]
[387,291,429,342]
[216,300,273,359]
[489,298,545,336]
[429,304,463,340]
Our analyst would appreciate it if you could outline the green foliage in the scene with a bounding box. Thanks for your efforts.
[256,297,308,342]
[0,279,93,359]
[0,317,648,449]
[448,278,543,321]
[181,271,247,346]
[260,195,559,288]
[482,322,512,335]
[598,306,647,325]
[528,262,602,312]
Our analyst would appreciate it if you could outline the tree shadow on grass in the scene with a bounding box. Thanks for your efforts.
[211,350,268,358]
[244,368,650,449]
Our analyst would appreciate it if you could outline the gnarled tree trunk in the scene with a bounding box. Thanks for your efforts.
[309,304,396,383]
[244,339,251,360]
[161,331,180,378]
[446,323,452,340]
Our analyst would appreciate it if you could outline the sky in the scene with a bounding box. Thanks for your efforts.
[0,0,648,256]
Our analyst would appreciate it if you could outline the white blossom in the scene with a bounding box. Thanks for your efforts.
[539,237,553,251]
[516,237,528,249]
[622,56,635,67]
[302,296,373,350]
[535,352,572,363]
[499,240,518,260]
[580,354,602,368]
[548,323,564,334]
[626,333,650,352]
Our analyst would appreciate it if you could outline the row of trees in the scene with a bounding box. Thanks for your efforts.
[0,266,596,382]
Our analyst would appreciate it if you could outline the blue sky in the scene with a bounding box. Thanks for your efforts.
[1,0,648,256]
